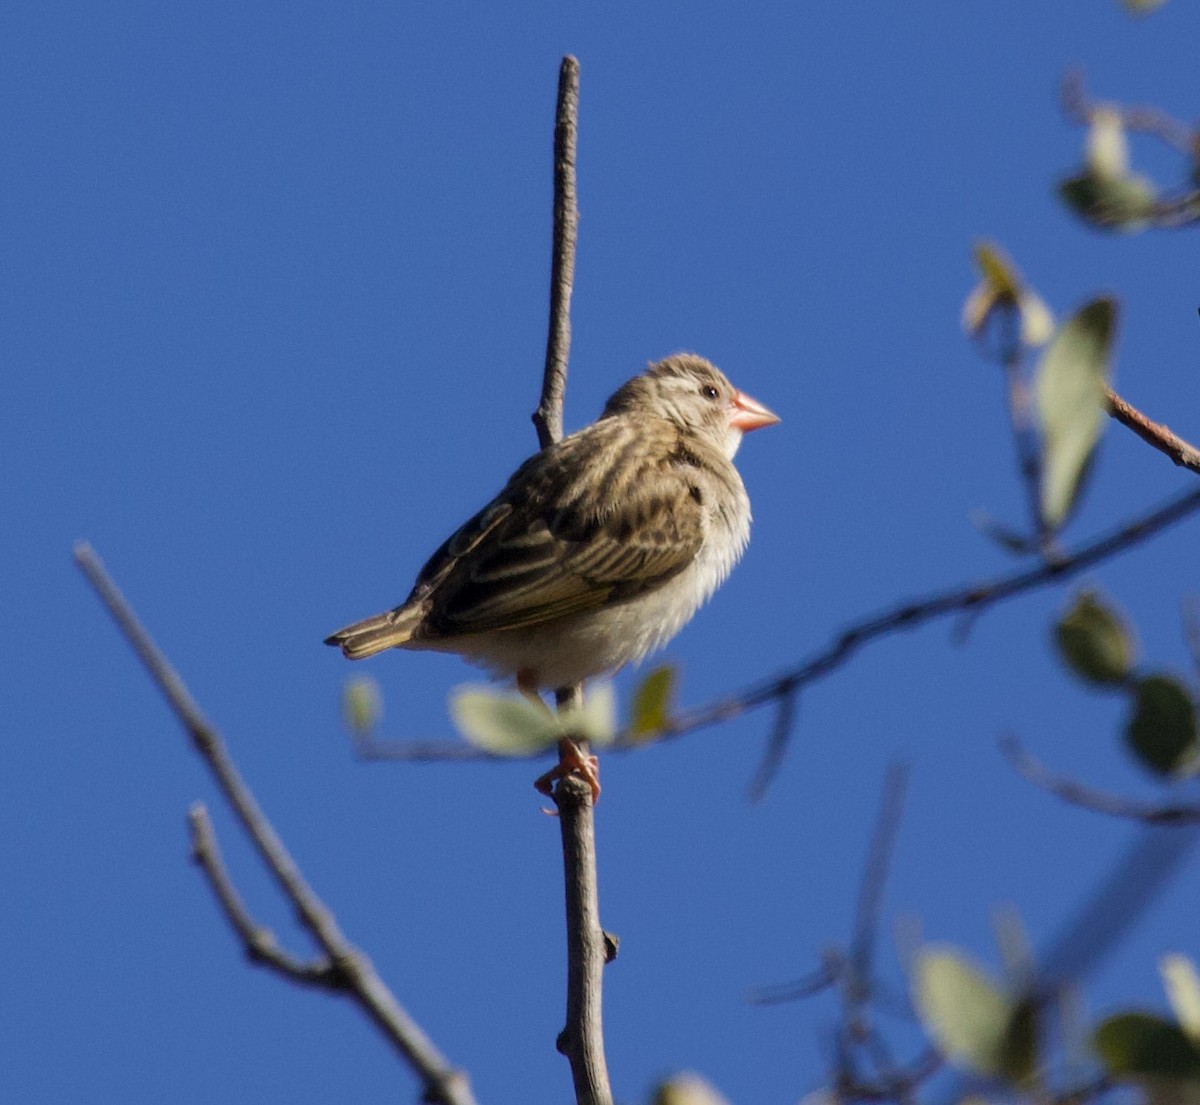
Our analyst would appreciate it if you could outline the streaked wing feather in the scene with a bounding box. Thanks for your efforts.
[419,420,706,637]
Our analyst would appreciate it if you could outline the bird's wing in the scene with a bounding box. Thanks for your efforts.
[411,419,707,638]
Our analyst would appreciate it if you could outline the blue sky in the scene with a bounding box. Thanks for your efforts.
[4,3,1200,1102]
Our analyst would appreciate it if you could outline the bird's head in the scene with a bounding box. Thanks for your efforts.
[602,353,780,458]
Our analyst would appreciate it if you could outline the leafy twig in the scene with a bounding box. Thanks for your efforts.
[1060,68,1200,229]
[1062,68,1196,157]
[662,483,1200,744]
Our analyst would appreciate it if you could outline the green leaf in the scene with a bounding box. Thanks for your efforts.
[342,676,383,735]
[1053,591,1136,686]
[1001,998,1041,1087]
[1035,297,1117,530]
[1018,291,1056,348]
[449,687,558,755]
[1095,1012,1200,1078]
[913,946,1036,1081]
[1125,674,1200,777]
[1058,171,1157,232]
[1162,955,1200,1044]
[630,665,677,739]
[974,241,1022,301]
[961,241,1053,346]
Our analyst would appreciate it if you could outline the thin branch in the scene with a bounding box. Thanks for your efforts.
[552,769,612,1105]
[73,543,478,1105]
[188,802,342,987]
[1000,734,1200,825]
[750,767,922,1105]
[850,764,909,983]
[751,749,916,1007]
[358,484,1200,772]
[1106,386,1200,475]
[834,1048,944,1105]
[745,686,798,802]
[748,953,842,1005]
[662,482,1200,745]
[533,56,581,451]
[531,58,613,1105]
[354,735,484,762]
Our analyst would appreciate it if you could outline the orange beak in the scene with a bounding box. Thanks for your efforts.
[729,389,780,432]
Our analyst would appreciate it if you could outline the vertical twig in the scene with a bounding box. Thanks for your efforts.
[532,56,614,1105]
[553,689,612,1105]
[849,762,909,982]
[533,55,581,451]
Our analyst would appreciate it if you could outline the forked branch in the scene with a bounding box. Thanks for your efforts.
[74,543,477,1105]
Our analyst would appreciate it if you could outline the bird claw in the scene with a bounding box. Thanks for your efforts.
[534,740,601,806]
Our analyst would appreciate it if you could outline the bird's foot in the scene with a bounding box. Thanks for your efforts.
[534,738,601,806]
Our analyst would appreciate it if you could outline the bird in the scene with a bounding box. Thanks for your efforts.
[326,353,779,796]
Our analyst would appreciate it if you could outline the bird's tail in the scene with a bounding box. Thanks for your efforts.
[324,605,423,660]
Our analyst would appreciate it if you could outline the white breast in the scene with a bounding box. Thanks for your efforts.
[426,472,752,690]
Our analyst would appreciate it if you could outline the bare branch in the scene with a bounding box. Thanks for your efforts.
[533,55,581,451]
[1106,386,1200,475]
[748,951,842,1006]
[1000,734,1200,825]
[74,543,478,1105]
[833,1048,944,1105]
[850,764,909,982]
[354,735,484,762]
[188,803,341,987]
[530,58,613,1105]
[745,685,799,803]
[750,767,922,1105]
[552,772,613,1105]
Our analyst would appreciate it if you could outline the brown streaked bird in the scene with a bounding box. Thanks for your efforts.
[325,354,779,792]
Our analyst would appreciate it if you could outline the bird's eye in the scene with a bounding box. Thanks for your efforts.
[701,385,720,400]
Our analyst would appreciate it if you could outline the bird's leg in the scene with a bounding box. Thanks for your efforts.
[517,667,553,714]
[533,684,601,804]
